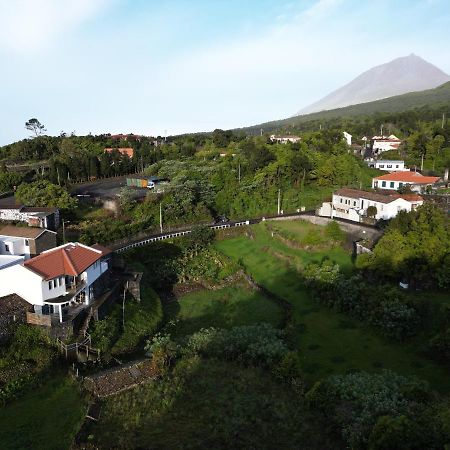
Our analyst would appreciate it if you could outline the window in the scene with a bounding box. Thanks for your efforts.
[25,239,29,246]
[399,182,403,188]
[379,165,384,168]
[353,201,356,206]
[390,182,395,188]
[340,198,343,203]
[4,244,9,252]
[381,181,386,187]
[387,165,392,168]
[396,165,399,168]
[48,281,53,290]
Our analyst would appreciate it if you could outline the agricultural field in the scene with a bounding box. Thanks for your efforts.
[215,220,450,391]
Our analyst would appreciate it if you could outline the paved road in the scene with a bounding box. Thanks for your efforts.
[112,211,380,253]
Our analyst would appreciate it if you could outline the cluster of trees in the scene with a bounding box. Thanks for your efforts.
[307,370,450,449]
[357,204,450,289]
[303,260,420,340]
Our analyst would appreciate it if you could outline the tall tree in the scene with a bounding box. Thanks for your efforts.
[25,118,46,138]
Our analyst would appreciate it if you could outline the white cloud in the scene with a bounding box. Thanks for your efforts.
[0,0,113,54]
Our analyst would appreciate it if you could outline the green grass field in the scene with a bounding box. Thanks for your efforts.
[165,285,283,338]
[0,375,85,450]
[215,221,450,391]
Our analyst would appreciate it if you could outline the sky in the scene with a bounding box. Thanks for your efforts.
[0,0,449,144]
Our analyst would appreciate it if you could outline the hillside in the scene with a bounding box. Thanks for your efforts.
[240,81,450,134]
[298,54,450,114]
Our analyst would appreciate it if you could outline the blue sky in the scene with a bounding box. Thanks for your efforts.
[0,0,449,144]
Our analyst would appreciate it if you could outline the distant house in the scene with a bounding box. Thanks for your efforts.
[372,171,440,192]
[372,135,402,154]
[317,188,423,222]
[0,205,60,230]
[343,131,352,146]
[0,225,57,270]
[104,147,134,158]
[366,160,409,172]
[270,135,301,144]
[0,242,111,323]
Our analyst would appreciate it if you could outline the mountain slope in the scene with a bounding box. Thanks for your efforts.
[298,54,450,115]
[239,81,450,134]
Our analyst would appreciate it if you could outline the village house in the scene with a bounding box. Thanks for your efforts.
[270,135,301,144]
[372,135,402,154]
[372,171,440,192]
[0,204,60,230]
[0,242,111,323]
[366,160,409,172]
[343,131,352,146]
[0,225,57,270]
[317,188,423,222]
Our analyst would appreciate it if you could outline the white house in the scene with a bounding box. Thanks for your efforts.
[0,205,60,230]
[0,242,111,323]
[372,135,402,154]
[372,171,440,192]
[366,160,409,172]
[343,131,352,146]
[270,135,301,144]
[0,225,56,262]
[317,188,423,222]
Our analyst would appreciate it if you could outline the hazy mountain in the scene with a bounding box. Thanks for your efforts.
[238,81,450,135]
[297,54,450,115]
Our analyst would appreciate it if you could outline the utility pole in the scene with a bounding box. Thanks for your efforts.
[159,203,163,233]
[62,219,70,244]
[421,153,424,171]
[122,282,127,329]
[277,189,281,215]
[380,124,383,137]
[442,113,446,129]
[260,128,263,136]
[238,163,241,184]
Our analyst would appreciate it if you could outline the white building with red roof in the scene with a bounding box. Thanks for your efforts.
[0,242,111,322]
[372,171,440,192]
[318,188,423,222]
[372,135,402,154]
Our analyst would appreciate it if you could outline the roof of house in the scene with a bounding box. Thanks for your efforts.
[0,225,55,239]
[24,242,108,280]
[91,243,112,256]
[334,188,423,204]
[373,171,440,183]
[104,147,134,158]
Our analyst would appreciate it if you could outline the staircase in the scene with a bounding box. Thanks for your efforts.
[56,331,100,363]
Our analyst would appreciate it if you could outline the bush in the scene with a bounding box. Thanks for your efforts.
[324,220,345,242]
[181,324,289,368]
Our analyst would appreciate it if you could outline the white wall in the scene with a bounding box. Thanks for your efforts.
[0,265,44,305]
[0,236,30,258]
[42,276,66,302]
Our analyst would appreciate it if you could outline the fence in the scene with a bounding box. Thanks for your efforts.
[56,331,100,361]
[115,220,251,253]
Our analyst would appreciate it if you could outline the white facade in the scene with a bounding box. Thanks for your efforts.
[317,189,423,223]
[366,160,408,172]
[0,236,31,259]
[343,131,352,146]
[0,206,59,229]
[372,135,402,153]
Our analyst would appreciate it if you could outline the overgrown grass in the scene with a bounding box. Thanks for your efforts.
[0,374,85,450]
[90,286,163,356]
[87,357,338,450]
[215,222,450,391]
[165,285,283,338]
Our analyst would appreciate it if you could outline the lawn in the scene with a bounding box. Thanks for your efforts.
[165,285,284,338]
[0,374,85,450]
[215,221,450,391]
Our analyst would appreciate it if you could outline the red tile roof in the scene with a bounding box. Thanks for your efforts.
[373,171,440,184]
[24,243,107,280]
[335,188,423,204]
[104,147,134,158]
